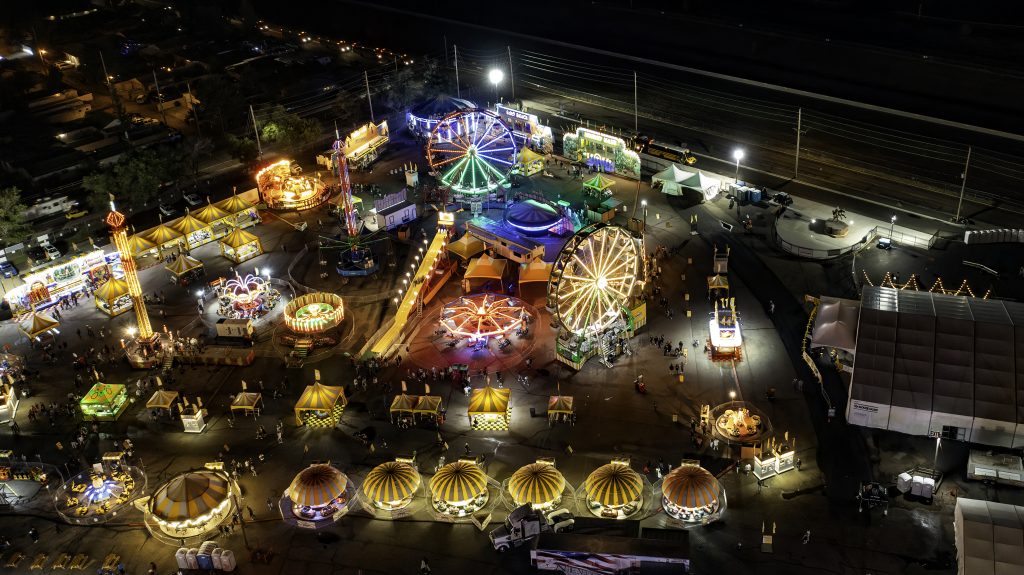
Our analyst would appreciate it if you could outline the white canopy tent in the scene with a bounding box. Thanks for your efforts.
[955,498,1024,575]
[651,164,722,201]
[810,296,861,354]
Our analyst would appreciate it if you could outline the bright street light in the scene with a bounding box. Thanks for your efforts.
[488,68,504,86]
[732,148,745,182]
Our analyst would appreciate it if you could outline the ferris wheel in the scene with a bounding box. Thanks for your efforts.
[548,224,642,336]
[426,109,516,196]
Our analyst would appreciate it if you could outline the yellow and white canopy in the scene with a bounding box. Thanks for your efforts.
[662,464,720,510]
[362,461,420,504]
[94,277,130,304]
[468,386,510,416]
[146,390,179,410]
[19,312,59,338]
[287,464,348,508]
[165,254,203,277]
[220,227,259,249]
[509,462,565,507]
[430,460,486,504]
[150,471,229,523]
[585,462,643,508]
[389,394,417,414]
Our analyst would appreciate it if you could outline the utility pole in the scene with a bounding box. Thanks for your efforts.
[394,55,398,74]
[454,45,461,99]
[794,107,803,179]
[100,51,128,145]
[443,35,448,67]
[364,71,375,123]
[249,104,263,161]
[633,71,638,134]
[507,46,515,101]
[186,80,201,140]
[151,69,169,127]
[954,146,972,224]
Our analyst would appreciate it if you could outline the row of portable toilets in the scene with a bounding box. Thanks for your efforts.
[174,542,237,572]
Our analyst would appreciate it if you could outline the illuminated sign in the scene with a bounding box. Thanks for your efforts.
[578,128,623,147]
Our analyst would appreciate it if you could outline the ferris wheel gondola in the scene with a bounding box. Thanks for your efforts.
[426,109,517,196]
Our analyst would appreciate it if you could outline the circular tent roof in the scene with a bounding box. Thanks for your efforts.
[662,465,721,510]
[362,461,420,504]
[509,463,566,506]
[429,461,487,503]
[409,94,477,121]
[150,471,229,522]
[287,464,348,508]
[505,200,561,235]
[584,463,643,508]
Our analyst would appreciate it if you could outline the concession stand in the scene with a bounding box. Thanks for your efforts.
[219,227,263,264]
[79,383,128,422]
[93,277,132,316]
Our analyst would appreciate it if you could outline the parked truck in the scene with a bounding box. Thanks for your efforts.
[490,504,575,552]
[531,532,689,574]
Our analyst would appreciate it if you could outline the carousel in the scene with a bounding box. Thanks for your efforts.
[361,459,420,512]
[142,470,235,542]
[79,383,128,421]
[507,460,568,511]
[219,227,263,264]
[710,401,770,444]
[256,159,330,211]
[93,277,133,316]
[440,293,528,341]
[283,463,354,528]
[430,459,489,518]
[660,462,725,526]
[284,292,344,334]
[54,452,145,524]
[468,386,511,431]
[582,459,644,520]
[217,273,280,320]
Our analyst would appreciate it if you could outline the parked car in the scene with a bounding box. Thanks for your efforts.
[0,261,18,278]
[43,245,62,260]
[183,193,202,207]
[159,203,177,217]
[66,209,88,220]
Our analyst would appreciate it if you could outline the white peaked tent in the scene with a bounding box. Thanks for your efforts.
[810,296,861,354]
[955,498,1024,575]
[651,164,722,201]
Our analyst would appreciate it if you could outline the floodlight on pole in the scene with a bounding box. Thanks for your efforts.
[488,68,504,103]
[732,148,745,182]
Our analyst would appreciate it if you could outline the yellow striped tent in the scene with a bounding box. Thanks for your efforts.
[150,471,229,522]
[230,392,262,413]
[362,461,420,507]
[413,395,442,416]
[584,462,643,508]
[143,219,184,247]
[165,254,203,278]
[216,192,255,216]
[171,213,208,236]
[389,394,417,415]
[468,386,510,416]
[127,234,156,256]
[287,464,348,508]
[430,460,486,504]
[146,390,179,410]
[18,312,59,338]
[293,383,346,424]
[661,464,720,510]
[192,200,230,225]
[509,462,566,507]
[446,233,485,261]
[547,396,574,418]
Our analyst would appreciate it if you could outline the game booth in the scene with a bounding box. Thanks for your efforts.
[172,213,214,250]
[127,234,157,259]
[293,383,347,427]
[256,160,329,211]
[142,471,235,542]
[215,191,258,229]
[495,103,553,149]
[562,127,641,179]
[506,460,568,511]
[94,278,133,317]
[282,463,355,528]
[361,459,421,512]
[513,147,545,177]
[219,228,263,264]
[19,312,59,340]
[146,390,180,416]
[446,234,486,262]
[660,462,726,526]
[54,452,146,524]
[2,249,118,313]
[582,459,644,520]
[430,459,491,519]
[468,386,511,431]
[165,254,204,285]
[80,383,128,422]
[142,219,185,253]
[582,174,616,199]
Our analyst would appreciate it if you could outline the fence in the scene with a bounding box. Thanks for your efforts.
[964,229,1024,245]
[773,223,940,260]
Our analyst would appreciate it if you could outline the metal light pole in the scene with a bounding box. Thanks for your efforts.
[794,107,803,179]
[453,45,461,99]
[364,70,375,123]
[507,46,515,101]
[733,148,745,182]
[889,215,897,240]
[248,105,263,161]
[488,68,504,105]
[954,146,972,224]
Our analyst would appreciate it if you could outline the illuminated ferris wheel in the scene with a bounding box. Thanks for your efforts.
[548,224,642,336]
[426,109,516,196]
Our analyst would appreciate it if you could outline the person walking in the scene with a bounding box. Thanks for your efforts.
[802,530,811,544]
[28,526,39,542]
[768,300,775,315]
[420,557,432,574]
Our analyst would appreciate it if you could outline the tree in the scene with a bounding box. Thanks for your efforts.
[0,186,30,246]
[258,106,322,151]
[226,135,259,166]
[82,149,185,213]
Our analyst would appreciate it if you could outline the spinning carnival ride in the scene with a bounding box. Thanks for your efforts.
[321,134,386,277]
[427,109,516,199]
[547,224,645,368]
[440,294,528,340]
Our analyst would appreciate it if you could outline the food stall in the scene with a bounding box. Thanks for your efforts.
[284,463,353,528]
[142,218,185,252]
[507,460,566,511]
[430,459,489,518]
[215,191,258,229]
[495,104,553,149]
[19,312,59,339]
[547,396,574,426]
[80,383,128,422]
[752,435,796,480]
[144,471,234,539]
[219,227,263,264]
[513,147,545,177]
[178,396,207,433]
[583,459,644,519]
[256,159,329,211]
[165,254,204,284]
[293,383,346,427]
[2,249,116,313]
[389,394,417,427]
[171,213,213,250]
[93,277,133,316]
[230,392,262,418]
[145,390,179,415]
[661,462,725,526]
[191,200,232,239]
[562,127,641,179]
[54,452,145,524]
[361,459,420,511]
[468,386,511,431]
[413,395,443,426]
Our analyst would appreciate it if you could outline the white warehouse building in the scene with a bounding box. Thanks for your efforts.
[830,286,1024,448]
